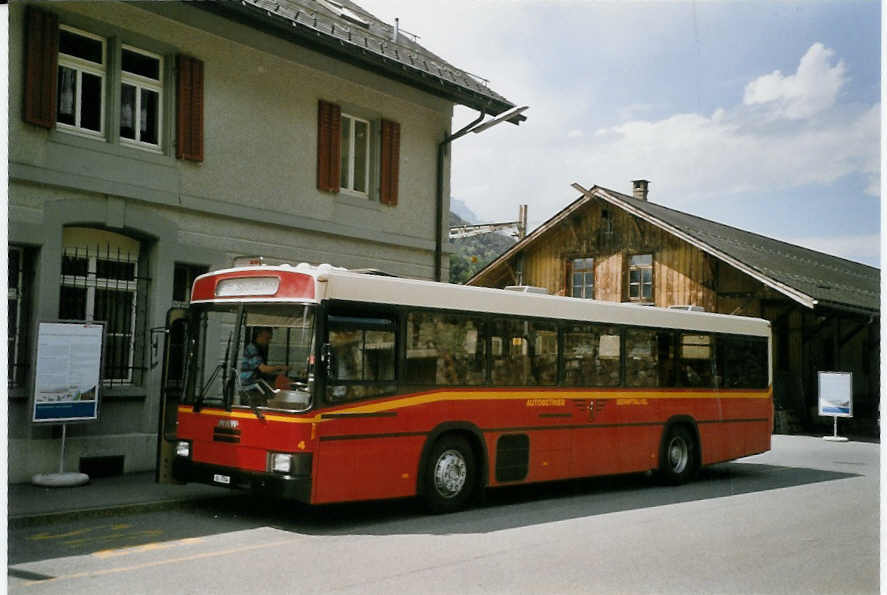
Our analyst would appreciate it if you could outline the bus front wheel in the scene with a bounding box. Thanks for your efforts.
[658,425,697,485]
[423,435,476,513]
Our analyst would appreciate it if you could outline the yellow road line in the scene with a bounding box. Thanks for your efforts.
[23,537,300,587]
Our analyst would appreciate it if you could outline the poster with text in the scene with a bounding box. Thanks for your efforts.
[818,371,853,418]
[32,322,105,423]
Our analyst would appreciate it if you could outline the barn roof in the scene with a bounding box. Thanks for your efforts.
[467,184,879,315]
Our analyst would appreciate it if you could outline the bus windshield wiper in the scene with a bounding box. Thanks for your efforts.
[194,363,223,412]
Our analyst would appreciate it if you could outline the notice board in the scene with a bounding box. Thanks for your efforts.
[32,322,105,423]
[817,371,853,418]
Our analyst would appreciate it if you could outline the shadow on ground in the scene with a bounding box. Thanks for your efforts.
[271,462,860,536]
[8,462,859,566]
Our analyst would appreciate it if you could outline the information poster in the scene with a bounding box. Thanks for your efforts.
[32,322,105,423]
[818,371,853,418]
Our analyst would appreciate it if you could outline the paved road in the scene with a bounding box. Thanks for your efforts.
[8,436,879,594]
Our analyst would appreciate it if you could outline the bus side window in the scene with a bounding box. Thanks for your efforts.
[680,334,714,388]
[326,317,395,402]
[625,328,658,387]
[562,324,620,387]
[404,312,485,386]
[721,337,768,388]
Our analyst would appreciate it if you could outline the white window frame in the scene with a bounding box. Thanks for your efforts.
[340,113,371,197]
[8,246,24,388]
[61,248,140,384]
[119,44,163,152]
[628,253,654,302]
[56,25,106,139]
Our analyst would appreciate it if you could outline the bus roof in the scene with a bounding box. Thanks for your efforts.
[193,264,770,337]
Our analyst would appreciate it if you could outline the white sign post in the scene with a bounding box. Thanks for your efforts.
[31,322,105,487]
[818,371,852,442]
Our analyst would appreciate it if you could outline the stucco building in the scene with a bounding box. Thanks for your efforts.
[8,1,522,482]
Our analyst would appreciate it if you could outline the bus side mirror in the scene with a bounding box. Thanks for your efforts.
[322,343,336,380]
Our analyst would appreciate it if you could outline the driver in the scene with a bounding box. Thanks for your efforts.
[240,327,288,392]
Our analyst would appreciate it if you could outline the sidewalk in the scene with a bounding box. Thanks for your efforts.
[8,472,233,527]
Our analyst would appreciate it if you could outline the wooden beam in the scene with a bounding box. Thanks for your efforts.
[839,321,868,347]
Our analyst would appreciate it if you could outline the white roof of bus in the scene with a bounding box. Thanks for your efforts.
[316,266,769,337]
[202,264,770,337]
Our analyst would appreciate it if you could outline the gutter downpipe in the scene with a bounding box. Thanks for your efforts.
[435,109,486,282]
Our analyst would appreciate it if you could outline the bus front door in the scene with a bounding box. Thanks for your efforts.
[156,307,189,483]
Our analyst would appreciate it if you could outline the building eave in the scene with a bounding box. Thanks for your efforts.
[196,1,520,119]
[582,184,819,310]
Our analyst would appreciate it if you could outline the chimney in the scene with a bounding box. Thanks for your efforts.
[632,179,650,201]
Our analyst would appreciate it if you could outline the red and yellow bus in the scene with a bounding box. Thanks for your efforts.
[172,262,772,512]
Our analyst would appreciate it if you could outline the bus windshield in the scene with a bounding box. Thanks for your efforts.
[187,304,316,413]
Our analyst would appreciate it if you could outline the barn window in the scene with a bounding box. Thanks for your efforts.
[570,257,594,299]
[628,254,653,301]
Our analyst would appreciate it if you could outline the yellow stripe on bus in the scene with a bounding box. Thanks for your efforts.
[178,388,771,424]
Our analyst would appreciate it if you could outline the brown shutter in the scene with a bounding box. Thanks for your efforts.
[379,119,400,206]
[23,7,59,129]
[176,55,204,162]
[316,100,341,192]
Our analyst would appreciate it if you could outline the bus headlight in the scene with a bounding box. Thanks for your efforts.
[175,441,191,458]
[268,452,312,475]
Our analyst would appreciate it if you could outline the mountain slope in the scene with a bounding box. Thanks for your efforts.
[448,212,516,284]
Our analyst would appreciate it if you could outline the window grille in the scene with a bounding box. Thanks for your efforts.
[8,246,29,388]
[59,239,150,386]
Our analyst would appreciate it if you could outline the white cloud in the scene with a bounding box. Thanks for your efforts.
[355,1,878,268]
[451,42,878,229]
[743,43,846,120]
[583,100,879,205]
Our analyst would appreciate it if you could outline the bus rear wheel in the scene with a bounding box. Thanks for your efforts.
[658,425,697,485]
[423,436,476,513]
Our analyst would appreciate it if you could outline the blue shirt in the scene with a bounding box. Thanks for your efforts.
[240,343,265,388]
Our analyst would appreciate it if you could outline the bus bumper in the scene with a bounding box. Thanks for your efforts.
[172,458,312,503]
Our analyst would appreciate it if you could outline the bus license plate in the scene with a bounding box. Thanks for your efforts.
[213,473,231,485]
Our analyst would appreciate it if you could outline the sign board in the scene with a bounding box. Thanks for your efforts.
[32,322,105,423]
[818,371,852,418]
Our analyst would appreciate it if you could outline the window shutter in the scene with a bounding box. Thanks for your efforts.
[176,55,204,162]
[23,7,58,129]
[379,119,400,206]
[316,100,341,192]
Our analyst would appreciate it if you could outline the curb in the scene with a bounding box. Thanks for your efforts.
[9,494,239,529]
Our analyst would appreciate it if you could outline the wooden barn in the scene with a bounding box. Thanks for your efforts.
[466,181,880,435]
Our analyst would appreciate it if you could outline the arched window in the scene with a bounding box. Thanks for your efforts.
[59,228,145,384]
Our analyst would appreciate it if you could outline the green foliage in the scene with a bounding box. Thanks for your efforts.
[448,212,516,284]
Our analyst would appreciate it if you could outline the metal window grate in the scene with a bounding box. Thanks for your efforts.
[59,242,151,386]
[8,246,28,388]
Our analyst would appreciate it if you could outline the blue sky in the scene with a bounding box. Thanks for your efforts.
[359,0,881,267]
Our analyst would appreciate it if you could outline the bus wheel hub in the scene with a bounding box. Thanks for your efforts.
[434,450,467,498]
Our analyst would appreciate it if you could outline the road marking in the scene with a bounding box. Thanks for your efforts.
[92,537,205,559]
[28,524,133,541]
[64,529,164,546]
[22,537,301,587]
